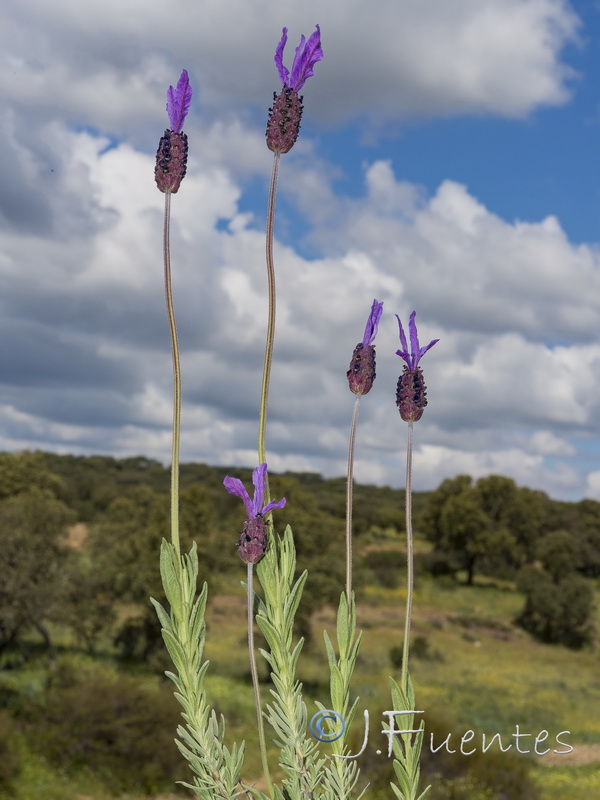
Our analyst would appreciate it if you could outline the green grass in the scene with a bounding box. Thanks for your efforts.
[198,570,600,799]
[532,762,600,799]
[0,748,117,800]
[3,570,598,799]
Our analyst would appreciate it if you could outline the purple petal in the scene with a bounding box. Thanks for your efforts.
[262,497,287,515]
[396,311,439,368]
[289,34,306,87]
[408,311,420,370]
[289,24,323,91]
[274,28,290,85]
[224,475,254,517]
[251,463,268,517]
[419,338,440,360]
[362,299,384,346]
[166,70,192,133]
[396,314,410,365]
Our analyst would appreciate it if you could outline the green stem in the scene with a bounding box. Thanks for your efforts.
[258,152,281,505]
[163,190,181,559]
[250,148,282,799]
[345,395,361,603]
[246,563,273,797]
[400,420,414,696]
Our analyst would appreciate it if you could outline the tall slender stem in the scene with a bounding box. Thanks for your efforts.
[345,395,361,602]
[163,191,181,559]
[400,420,414,696]
[258,152,281,505]
[246,563,274,797]
[250,151,281,798]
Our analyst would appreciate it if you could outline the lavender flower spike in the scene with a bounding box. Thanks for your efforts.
[347,299,383,396]
[266,25,323,154]
[275,25,323,92]
[224,464,286,564]
[395,311,439,422]
[155,70,192,193]
[166,69,192,133]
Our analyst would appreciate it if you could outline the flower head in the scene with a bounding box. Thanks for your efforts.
[395,311,439,371]
[155,70,192,193]
[347,299,383,395]
[266,26,323,154]
[395,311,439,423]
[166,69,192,133]
[274,25,323,91]
[224,464,286,565]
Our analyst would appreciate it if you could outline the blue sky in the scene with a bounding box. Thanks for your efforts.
[2,0,600,500]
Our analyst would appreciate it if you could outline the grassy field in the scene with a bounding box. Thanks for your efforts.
[191,562,600,799]
[2,562,599,799]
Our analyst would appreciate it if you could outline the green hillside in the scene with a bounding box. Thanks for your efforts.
[0,451,598,799]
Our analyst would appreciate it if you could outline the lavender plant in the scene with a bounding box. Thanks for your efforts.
[388,312,438,800]
[244,25,327,796]
[261,24,323,474]
[224,464,286,795]
[155,68,192,560]
[152,71,246,799]
[346,299,384,600]
[152,31,438,800]
[309,299,384,800]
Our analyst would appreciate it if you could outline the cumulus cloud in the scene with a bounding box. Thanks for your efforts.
[0,0,597,501]
[0,0,579,138]
[2,117,600,499]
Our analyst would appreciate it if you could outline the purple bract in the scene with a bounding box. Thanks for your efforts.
[166,69,192,133]
[223,463,286,519]
[396,311,439,371]
[362,299,384,346]
[274,25,323,91]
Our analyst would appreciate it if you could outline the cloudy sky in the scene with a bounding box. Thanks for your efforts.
[2,0,600,500]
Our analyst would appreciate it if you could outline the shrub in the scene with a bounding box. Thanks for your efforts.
[366,712,540,800]
[389,635,443,669]
[536,530,578,582]
[0,711,20,788]
[419,714,541,800]
[516,565,595,648]
[29,668,185,794]
[364,548,405,588]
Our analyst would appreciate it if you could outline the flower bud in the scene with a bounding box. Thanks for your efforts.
[347,343,376,395]
[396,366,428,422]
[266,88,304,154]
[237,516,268,564]
[155,130,188,193]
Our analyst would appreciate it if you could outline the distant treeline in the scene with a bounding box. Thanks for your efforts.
[0,450,596,798]
[0,450,409,661]
[0,451,597,659]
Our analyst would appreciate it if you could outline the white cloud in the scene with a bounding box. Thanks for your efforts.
[584,471,600,500]
[0,0,579,138]
[528,430,576,457]
[325,164,600,345]
[0,0,597,501]
[2,121,600,498]
[413,443,581,497]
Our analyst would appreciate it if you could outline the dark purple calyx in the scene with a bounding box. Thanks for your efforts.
[155,130,188,193]
[237,516,268,564]
[347,343,376,395]
[396,366,428,422]
[266,87,304,154]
